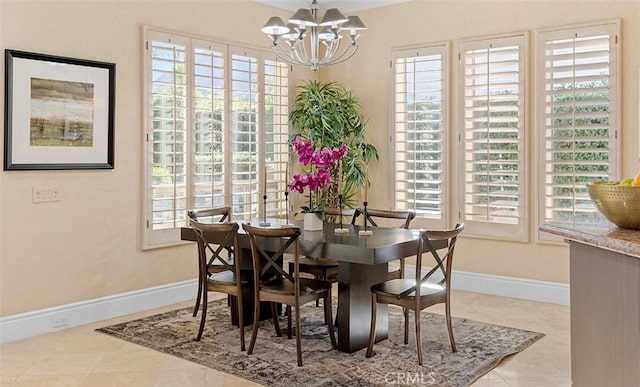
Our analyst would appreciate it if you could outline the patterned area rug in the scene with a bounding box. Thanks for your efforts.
[97,299,543,387]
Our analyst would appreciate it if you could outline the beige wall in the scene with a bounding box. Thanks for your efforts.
[0,0,638,317]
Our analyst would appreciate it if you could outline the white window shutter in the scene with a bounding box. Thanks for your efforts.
[192,39,227,214]
[458,33,528,241]
[143,28,290,248]
[144,31,190,247]
[391,44,449,229]
[264,58,290,219]
[536,21,620,241]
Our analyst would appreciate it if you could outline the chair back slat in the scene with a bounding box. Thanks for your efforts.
[355,208,416,229]
[188,206,231,223]
[324,207,358,225]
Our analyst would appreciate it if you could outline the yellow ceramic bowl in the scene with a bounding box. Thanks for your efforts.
[587,182,640,229]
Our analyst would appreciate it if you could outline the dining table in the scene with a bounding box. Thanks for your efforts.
[181,218,426,353]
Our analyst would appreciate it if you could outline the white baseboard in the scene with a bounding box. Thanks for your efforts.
[0,279,198,344]
[0,271,569,345]
[404,265,569,306]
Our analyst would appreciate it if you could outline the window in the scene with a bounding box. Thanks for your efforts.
[536,21,620,241]
[391,44,449,229]
[143,28,290,248]
[458,33,528,241]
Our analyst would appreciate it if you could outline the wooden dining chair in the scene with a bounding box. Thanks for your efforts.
[288,207,358,296]
[189,219,250,350]
[366,223,464,365]
[242,224,337,366]
[187,207,232,317]
[355,208,416,279]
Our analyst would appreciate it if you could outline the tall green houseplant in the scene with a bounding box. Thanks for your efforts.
[289,80,378,209]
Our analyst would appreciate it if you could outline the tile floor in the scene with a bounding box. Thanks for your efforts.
[0,291,571,386]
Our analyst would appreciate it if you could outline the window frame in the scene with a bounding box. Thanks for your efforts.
[142,26,290,249]
[389,42,450,230]
[535,20,621,243]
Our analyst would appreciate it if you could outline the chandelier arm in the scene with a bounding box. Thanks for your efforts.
[292,41,313,65]
[318,40,358,66]
[271,46,305,66]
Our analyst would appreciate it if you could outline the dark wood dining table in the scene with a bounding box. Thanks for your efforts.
[181,219,423,353]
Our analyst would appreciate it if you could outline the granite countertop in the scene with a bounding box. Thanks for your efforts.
[539,218,640,258]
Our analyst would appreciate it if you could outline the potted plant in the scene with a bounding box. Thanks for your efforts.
[289,80,378,210]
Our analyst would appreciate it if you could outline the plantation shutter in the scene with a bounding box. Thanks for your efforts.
[537,22,620,240]
[264,59,290,219]
[458,33,527,241]
[192,39,227,212]
[391,44,449,229]
[146,32,190,243]
[143,28,290,248]
[229,49,260,221]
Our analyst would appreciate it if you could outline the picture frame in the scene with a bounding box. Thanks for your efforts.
[4,50,115,170]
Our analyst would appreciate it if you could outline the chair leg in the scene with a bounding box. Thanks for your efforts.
[247,293,261,355]
[237,293,245,352]
[295,302,303,367]
[403,307,409,344]
[445,298,457,352]
[286,305,292,339]
[271,303,282,337]
[196,290,207,341]
[366,293,378,358]
[193,278,202,317]
[415,309,423,365]
[324,294,337,349]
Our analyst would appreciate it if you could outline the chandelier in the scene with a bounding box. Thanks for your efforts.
[260,0,367,71]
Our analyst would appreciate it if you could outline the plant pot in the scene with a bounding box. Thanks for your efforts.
[303,213,323,231]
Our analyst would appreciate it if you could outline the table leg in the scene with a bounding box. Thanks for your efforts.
[336,261,388,353]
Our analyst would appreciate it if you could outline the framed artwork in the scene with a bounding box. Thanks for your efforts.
[4,50,115,170]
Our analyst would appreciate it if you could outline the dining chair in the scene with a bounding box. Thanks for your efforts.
[355,208,416,279]
[189,219,250,350]
[365,223,464,365]
[187,207,232,317]
[288,207,358,301]
[242,224,337,366]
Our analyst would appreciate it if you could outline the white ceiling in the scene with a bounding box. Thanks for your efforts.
[254,0,412,13]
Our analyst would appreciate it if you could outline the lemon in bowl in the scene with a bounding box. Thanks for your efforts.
[587,181,640,229]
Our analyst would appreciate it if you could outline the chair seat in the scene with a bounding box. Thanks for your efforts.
[294,257,339,281]
[207,262,233,274]
[371,279,446,298]
[262,277,332,297]
[298,257,338,268]
[208,270,249,286]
